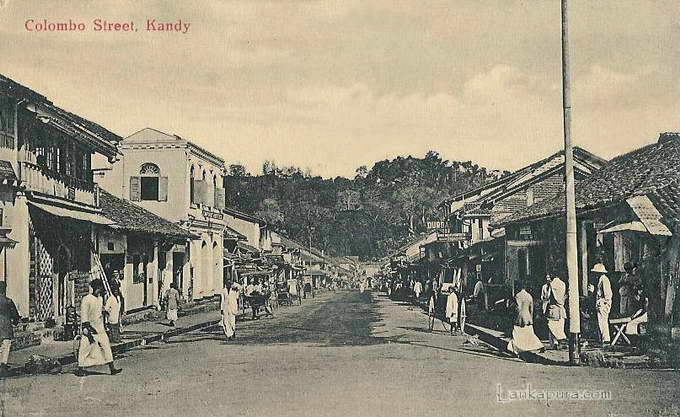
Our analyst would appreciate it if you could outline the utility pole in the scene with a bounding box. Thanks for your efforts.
[561,0,581,365]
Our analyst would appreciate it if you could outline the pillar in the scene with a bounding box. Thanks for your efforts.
[579,221,589,296]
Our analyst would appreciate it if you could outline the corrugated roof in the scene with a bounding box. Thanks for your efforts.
[99,190,194,239]
[500,133,680,226]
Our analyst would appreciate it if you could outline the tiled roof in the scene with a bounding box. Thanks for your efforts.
[500,133,680,225]
[99,190,195,239]
[0,160,17,183]
[0,74,122,145]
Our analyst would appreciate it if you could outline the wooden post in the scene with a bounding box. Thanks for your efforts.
[561,0,581,364]
[579,221,589,296]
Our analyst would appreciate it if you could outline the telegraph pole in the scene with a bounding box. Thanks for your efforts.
[561,0,581,365]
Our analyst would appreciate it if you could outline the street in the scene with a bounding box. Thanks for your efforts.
[1,290,678,417]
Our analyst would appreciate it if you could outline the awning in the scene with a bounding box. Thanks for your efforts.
[599,221,648,234]
[237,241,260,254]
[28,201,114,225]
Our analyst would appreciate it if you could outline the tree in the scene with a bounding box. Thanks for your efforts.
[229,163,249,177]
[254,198,284,226]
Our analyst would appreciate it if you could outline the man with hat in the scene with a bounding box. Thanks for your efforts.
[0,281,20,376]
[590,263,612,346]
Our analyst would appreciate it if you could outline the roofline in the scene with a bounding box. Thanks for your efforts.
[223,206,266,225]
[438,147,607,208]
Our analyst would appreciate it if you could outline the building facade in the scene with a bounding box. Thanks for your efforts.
[0,74,120,322]
[95,127,226,300]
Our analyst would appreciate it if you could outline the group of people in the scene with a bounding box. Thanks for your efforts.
[507,261,648,358]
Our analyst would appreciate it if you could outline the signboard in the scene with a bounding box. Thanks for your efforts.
[202,210,224,220]
[436,232,469,242]
[519,225,532,236]
[627,195,672,236]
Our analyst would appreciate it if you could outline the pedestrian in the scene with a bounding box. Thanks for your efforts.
[507,283,544,358]
[445,288,459,335]
[540,274,552,316]
[413,280,422,301]
[590,263,612,347]
[473,276,487,310]
[164,283,181,327]
[619,262,639,315]
[75,279,121,376]
[221,280,239,341]
[104,285,122,344]
[0,281,20,377]
[546,274,567,349]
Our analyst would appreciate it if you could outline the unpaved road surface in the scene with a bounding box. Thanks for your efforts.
[1,290,678,417]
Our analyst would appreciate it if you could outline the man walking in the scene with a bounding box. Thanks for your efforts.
[0,281,20,376]
[164,283,181,327]
[507,282,544,358]
[221,280,239,341]
[75,279,121,376]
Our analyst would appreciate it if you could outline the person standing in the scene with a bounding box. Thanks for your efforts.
[104,285,122,344]
[164,283,181,327]
[473,276,487,310]
[221,281,239,341]
[0,282,20,376]
[445,288,459,335]
[591,263,613,346]
[546,275,567,349]
[75,279,121,376]
[507,283,544,357]
[619,262,639,315]
[540,274,552,316]
[413,280,423,301]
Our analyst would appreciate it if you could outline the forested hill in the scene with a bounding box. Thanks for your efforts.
[224,151,508,260]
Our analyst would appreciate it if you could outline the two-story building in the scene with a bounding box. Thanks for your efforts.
[0,74,120,321]
[95,128,226,300]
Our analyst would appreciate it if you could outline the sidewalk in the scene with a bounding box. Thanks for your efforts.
[8,306,226,371]
[405,293,654,368]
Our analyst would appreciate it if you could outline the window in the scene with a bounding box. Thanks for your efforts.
[0,95,15,136]
[141,177,159,200]
[131,163,167,202]
[190,165,196,204]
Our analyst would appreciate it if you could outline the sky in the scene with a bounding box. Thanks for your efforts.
[1,0,679,178]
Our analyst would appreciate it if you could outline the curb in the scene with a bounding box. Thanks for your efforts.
[55,318,222,367]
[409,296,546,363]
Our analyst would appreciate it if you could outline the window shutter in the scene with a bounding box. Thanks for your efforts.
[130,176,141,201]
[200,180,209,206]
[215,188,225,210]
[158,177,168,202]
[194,180,206,205]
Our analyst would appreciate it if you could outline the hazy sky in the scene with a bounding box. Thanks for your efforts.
[2,0,678,178]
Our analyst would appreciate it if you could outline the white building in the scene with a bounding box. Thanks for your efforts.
[95,128,226,300]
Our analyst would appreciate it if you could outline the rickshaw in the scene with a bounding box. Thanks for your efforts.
[303,276,314,298]
[277,279,302,306]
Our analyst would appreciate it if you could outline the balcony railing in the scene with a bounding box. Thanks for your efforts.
[19,161,98,206]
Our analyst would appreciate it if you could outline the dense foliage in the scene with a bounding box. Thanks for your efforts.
[225,151,507,260]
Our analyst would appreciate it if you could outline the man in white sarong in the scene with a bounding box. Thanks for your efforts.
[75,279,121,376]
[221,281,239,340]
[446,290,459,335]
[546,275,567,349]
[507,283,544,357]
[413,281,423,300]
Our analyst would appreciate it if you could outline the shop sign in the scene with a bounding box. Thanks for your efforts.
[203,210,224,220]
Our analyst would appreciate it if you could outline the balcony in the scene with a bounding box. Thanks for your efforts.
[19,161,98,207]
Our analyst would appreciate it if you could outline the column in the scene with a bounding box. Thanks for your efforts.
[579,221,589,297]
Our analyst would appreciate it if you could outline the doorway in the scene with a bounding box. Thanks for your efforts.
[173,252,184,295]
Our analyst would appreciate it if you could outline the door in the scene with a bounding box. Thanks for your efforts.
[55,246,70,318]
[173,252,184,295]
